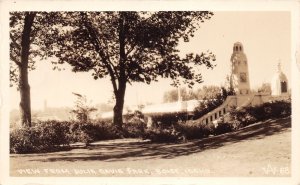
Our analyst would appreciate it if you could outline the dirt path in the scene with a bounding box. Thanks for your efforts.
[10,117,291,177]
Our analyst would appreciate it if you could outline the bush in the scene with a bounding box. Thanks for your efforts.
[10,120,123,153]
[37,121,70,146]
[226,108,257,129]
[10,128,35,154]
[143,126,182,143]
[246,100,291,120]
[225,100,291,130]
[122,111,147,138]
[122,120,146,138]
[176,120,213,140]
[193,99,223,119]
[68,121,122,144]
[150,112,189,127]
[214,122,233,135]
[10,121,70,154]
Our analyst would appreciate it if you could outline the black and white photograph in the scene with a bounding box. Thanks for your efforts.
[1,1,300,185]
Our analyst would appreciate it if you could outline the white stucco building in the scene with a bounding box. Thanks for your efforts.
[271,62,288,96]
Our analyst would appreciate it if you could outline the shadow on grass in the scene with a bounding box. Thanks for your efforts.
[23,116,291,162]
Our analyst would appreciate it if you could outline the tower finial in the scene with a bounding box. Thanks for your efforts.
[277,59,282,73]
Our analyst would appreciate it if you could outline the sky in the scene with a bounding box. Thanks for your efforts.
[9,11,291,111]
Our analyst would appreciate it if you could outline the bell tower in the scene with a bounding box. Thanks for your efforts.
[230,42,251,95]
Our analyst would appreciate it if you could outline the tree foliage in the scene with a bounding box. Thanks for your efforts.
[163,88,196,103]
[29,11,216,126]
[10,12,62,86]
[258,83,271,94]
[163,85,234,103]
[193,86,234,119]
[162,85,236,119]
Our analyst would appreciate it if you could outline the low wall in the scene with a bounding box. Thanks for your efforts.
[195,93,290,126]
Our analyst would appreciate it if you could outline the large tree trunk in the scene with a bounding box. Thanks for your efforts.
[19,66,31,127]
[113,81,126,128]
[19,12,35,127]
[113,12,127,128]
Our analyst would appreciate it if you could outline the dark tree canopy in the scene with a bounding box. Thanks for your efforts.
[33,11,216,126]
[10,12,61,87]
[49,12,215,86]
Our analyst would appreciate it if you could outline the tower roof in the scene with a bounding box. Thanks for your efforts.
[272,62,288,83]
[234,42,243,46]
[233,42,244,53]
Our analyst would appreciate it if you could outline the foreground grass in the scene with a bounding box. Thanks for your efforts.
[10,116,291,177]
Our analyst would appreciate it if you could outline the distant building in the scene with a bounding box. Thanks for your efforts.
[271,62,288,96]
[230,42,251,95]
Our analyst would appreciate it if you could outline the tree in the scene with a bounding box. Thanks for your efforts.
[50,12,216,127]
[258,83,271,94]
[193,85,231,119]
[163,89,179,103]
[10,12,37,127]
[10,12,64,127]
[195,85,223,100]
[70,93,97,122]
[163,88,196,103]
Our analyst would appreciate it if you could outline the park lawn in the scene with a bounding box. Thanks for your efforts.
[10,117,291,177]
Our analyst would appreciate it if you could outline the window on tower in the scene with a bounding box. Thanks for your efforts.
[240,73,247,82]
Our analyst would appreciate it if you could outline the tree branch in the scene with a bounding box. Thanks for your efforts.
[10,52,21,66]
[10,33,21,50]
[125,44,137,57]
[80,12,119,95]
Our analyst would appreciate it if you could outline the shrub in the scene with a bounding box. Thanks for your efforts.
[245,100,291,120]
[150,112,189,127]
[176,120,213,140]
[36,121,70,146]
[193,99,223,119]
[68,123,94,144]
[10,128,35,154]
[224,99,291,130]
[122,120,146,138]
[10,120,123,153]
[68,121,122,144]
[10,121,70,154]
[226,108,257,129]
[143,126,182,143]
[214,122,233,135]
[121,110,147,138]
